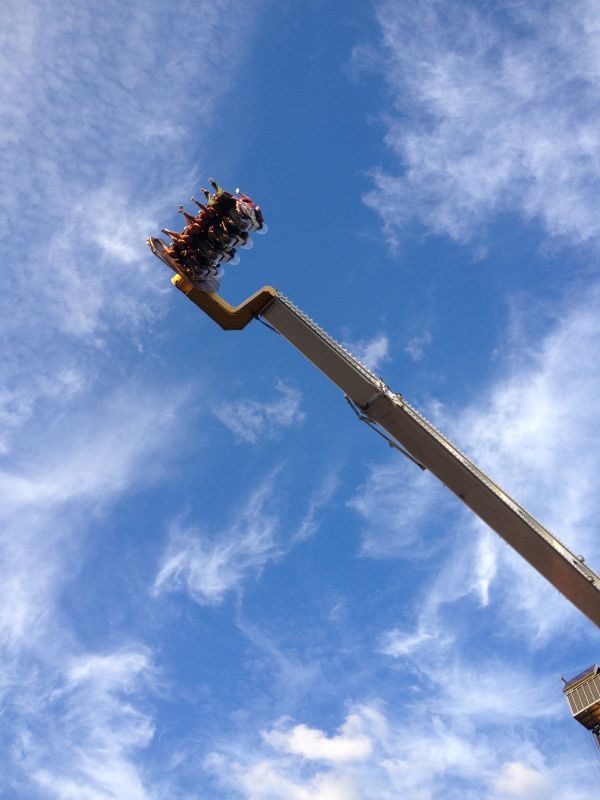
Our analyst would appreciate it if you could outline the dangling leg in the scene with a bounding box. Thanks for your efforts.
[161,228,184,242]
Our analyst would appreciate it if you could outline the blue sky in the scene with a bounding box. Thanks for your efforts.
[2,0,600,797]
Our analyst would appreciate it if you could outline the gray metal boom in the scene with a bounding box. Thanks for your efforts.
[260,292,600,629]
[164,270,600,629]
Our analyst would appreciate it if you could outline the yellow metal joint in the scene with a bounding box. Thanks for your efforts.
[171,274,277,330]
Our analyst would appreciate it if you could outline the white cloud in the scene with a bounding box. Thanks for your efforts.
[376,520,500,661]
[0,0,257,460]
[0,384,185,654]
[347,457,449,558]
[264,715,373,763]
[493,761,550,797]
[213,381,305,444]
[153,477,281,606]
[206,753,360,800]
[28,649,155,800]
[361,0,600,247]
[0,387,180,515]
[288,473,340,547]
[404,331,432,362]
[345,334,390,372]
[0,0,254,766]
[439,660,561,724]
[0,1,271,797]
[0,391,177,795]
[0,387,177,786]
[205,708,382,799]
[205,702,585,800]
[66,651,152,692]
[380,625,436,659]
[153,471,336,605]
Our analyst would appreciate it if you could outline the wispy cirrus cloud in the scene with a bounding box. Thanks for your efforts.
[0,384,185,655]
[153,476,281,606]
[360,0,600,248]
[0,1,258,793]
[0,0,258,456]
[404,330,432,363]
[0,386,181,515]
[212,381,305,444]
[347,457,449,558]
[0,386,183,794]
[153,471,337,606]
[21,649,156,800]
[0,0,253,633]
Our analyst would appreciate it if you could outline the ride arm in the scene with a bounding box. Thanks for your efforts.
[173,279,600,629]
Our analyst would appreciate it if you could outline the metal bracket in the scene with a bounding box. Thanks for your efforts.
[170,273,277,330]
[345,395,426,470]
[256,315,281,335]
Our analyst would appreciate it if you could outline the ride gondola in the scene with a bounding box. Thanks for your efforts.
[147,180,265,292]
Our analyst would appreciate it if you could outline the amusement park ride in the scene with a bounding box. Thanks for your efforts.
[148,181,600,746]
